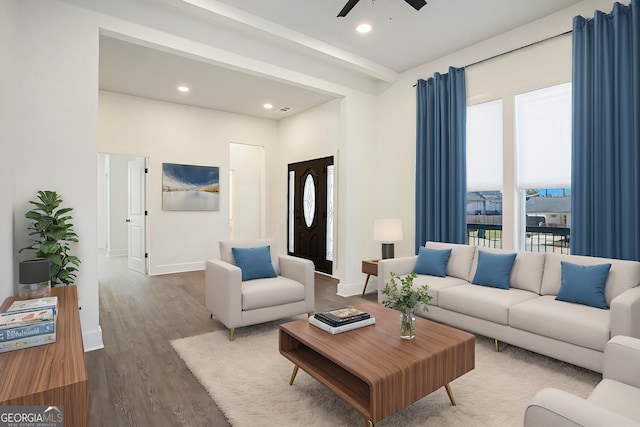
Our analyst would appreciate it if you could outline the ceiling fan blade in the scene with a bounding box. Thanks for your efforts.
[338,0,360,17]
[404,0,427,11]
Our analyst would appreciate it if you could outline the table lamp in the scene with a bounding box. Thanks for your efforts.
[19,258,51,298]
[374,218,403,259]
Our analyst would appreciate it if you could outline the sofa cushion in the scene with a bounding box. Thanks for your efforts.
[541,253,640,306]
[425,241,477,281]
[438,285,538,325]
[414,247,452,277]
[469,248,545,294]
[220,239,280,274]
[410,274,467,306]
[509,295,610,351]
[472,250,517,289]
[556,261,611,309]
[241,276,305,310]
[232,246,278,281]
[589,379,640,422]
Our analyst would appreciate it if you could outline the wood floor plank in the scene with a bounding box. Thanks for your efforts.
[88,253,376,426]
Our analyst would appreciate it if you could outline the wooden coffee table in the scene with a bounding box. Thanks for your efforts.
[279,302,474,427]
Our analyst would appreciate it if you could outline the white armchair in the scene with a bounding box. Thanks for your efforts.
[524,335,640,427]
[206,239,315,341]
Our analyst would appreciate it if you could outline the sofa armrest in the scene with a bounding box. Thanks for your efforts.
[611,286,640,339]
[279,255,315,312]
[524,388,639,427]
[603,335,640,388]
[377,256,418,303]
[206,260,243,328]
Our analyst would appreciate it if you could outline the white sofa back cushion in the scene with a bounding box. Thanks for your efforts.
[541,253,640,306]
[219,239,280,275]
[469,247,545,294]
[425,241,476,281]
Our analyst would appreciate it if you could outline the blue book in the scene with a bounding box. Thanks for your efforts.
[0,321,56,342]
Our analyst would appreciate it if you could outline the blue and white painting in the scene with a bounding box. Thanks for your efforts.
[162,163,220,211]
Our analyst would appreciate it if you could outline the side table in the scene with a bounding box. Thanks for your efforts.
[361,259,379,295]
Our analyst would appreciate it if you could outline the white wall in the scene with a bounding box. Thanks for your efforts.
[0,0,16,298]
[98,91,277,273]
[376,0,622,256]
[14,0,102,350]
[97,154,107,249]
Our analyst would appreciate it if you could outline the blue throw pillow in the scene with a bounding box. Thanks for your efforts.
[414,247,452,277]
[556,261,611,309]
[231,246,277,281]
[472,250,517,289]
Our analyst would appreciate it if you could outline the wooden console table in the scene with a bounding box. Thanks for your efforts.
[0,285,88,427]
[361,260,379,295]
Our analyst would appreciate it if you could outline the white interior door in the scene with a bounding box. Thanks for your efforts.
[127,158,146,273]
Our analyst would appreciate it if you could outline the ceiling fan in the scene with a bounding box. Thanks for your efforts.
[338,0,427,18]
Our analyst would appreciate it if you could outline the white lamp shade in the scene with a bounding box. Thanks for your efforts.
[374,218,403,242]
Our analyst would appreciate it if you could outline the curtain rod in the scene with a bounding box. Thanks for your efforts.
[413,29,572,87]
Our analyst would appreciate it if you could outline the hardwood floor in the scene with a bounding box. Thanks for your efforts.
[88,254,376,426]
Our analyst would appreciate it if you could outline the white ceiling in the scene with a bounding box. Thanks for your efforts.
[98,0,583,119]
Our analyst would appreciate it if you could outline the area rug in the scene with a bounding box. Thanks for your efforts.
[171,319,600,426]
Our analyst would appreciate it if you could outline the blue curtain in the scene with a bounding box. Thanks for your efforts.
[415,67,467,253]
[571,0,640,260]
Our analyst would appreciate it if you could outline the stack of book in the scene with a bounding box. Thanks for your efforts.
[0,296,58,353]
[309,307,375,334]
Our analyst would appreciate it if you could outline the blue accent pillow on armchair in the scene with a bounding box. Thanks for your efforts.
[472,250,517,289]
[556,261,611,309]
[232,246,277,281]
[414,246,452,277]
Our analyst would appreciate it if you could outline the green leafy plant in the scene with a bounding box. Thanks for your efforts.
[19,190,80,286]
[381,272,432,314]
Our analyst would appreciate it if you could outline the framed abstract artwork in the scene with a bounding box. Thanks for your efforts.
[162,162,220,211]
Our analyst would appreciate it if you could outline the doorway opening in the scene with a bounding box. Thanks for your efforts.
[97,153,149,275]
[288,156,334,274]
[229,143,265,240]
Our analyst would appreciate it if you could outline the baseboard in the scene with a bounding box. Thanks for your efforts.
[107,249,127,257]
[83,325,104,352]
[150,261,205,275]
[337,277,378,297]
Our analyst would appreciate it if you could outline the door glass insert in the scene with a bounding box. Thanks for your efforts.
[288,171,295,252]
[303,174,316,227]
[326,165,334,261]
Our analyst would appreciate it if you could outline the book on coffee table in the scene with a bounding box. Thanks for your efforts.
[314,307,370,327]
[309,315,375,334]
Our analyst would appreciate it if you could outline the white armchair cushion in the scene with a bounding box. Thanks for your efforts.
[589,379,640,422]
[241,276,306,311]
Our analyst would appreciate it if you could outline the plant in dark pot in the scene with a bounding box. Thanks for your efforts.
[19,190,80,287]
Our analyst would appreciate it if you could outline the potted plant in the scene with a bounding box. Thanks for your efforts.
[381,272,432,339]
[19,190,80,286]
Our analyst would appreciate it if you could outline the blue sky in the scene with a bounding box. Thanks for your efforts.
[163,163,219,186]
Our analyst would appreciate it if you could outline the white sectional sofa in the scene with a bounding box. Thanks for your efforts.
[377,241,640,372]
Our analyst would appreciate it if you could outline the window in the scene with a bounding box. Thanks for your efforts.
[516,83,572,253]
[466,100,503,248]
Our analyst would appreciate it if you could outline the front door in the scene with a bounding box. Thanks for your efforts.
[288,156,334,274]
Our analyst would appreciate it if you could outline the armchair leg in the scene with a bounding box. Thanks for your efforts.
[495,339,500,352]
[229,328,235,342]
[307,312,314,317]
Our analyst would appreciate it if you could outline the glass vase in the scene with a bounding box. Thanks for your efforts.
[400,311,416,339]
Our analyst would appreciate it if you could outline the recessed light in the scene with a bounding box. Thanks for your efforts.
[356,24,372,33]
[178,86,190,93]
[263,103,273,109]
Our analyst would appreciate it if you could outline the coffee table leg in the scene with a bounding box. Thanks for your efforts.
[444,383,456,406]
[289,365,299,385]
[366,419,374,427]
